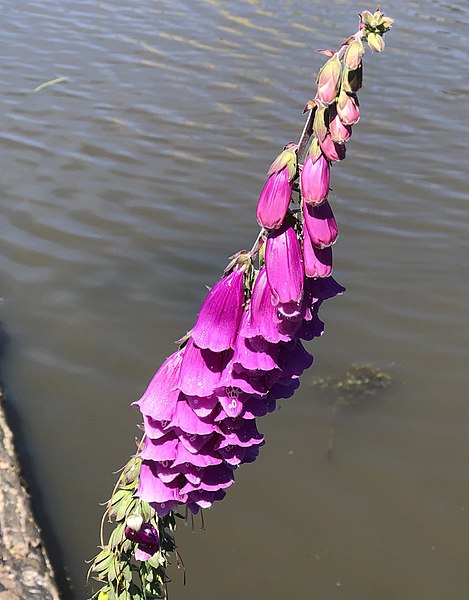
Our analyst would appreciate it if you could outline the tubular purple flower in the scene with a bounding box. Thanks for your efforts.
[300,154,330,206]
[303,200,338,249]
[303,226,333,278]
[256,167,292,230]
[240,269,291,344]
[265,222,304,305]
[191,266,245,352]
[337,90,360,125]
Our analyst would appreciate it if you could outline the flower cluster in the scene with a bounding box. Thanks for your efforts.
[91,9,393,600]
[132,6,394,520]
[134,255,345,515]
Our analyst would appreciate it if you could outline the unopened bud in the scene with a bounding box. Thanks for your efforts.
[126,513,144,532]
[317,55,342,105]
[337,90,360,125]
[367,32,385,52]
[344,38,364,70]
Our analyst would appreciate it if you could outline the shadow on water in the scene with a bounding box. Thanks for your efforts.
[0,321,75,600]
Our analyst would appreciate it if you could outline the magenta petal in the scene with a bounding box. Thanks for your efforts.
[256,167,293,230]
[217,389,245,418]
[303,200,338,249]
[308,276,346,301]
[303,226,333,278]
[191,268,245,352]
[223,363,269,396]
[297,313,325,340]
[301,155,330,206]
[137,462,186,504]
[143,415,169,440]
[276,340,313,379]
[178,431,215,454]
[139,435,179,462]
[172,398,220,436]
[218,419,264,448]
[265,222,304,304]
[185,394,219,418]
[199,465,235,492]
[233,316,279,372]
[134,350,184,420]
[172,440,222,468]
[179,339,229,397]
[240,269,290,344]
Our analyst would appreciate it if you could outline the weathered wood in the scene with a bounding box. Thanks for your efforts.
[0,391,61,600]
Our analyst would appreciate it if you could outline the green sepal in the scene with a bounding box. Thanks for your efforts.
[342,64,363,93]
[267,148,297,181]
[313,106,328,142]
[307,137,322,164]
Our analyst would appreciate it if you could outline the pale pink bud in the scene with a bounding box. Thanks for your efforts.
[367,32,385,52]
[344,38,364,70]
[316,55,341,105]
[301,154,330,205]
[337,90,360,125]
[303,200,338,249]
[329,103,352,143]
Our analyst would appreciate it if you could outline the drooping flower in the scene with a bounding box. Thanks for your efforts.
[124,515,160,561]
[191,266,245,352]
[178,339,229,397]
[300,154,330,206]
[303,200,338,249]
[265,222,304,305]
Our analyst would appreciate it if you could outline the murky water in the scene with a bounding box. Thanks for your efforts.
[1,1,468,598]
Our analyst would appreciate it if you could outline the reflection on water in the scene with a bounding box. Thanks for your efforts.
[1,1,468,598]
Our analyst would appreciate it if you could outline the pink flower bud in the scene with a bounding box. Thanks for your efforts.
[337,90,360,125]
[318,133,346,162]
[256,167,292,230]
[303,200,338,249]
[316,55,342,105]
[329,103,352,143]
[303,226,333,278]
[300,154,330,205]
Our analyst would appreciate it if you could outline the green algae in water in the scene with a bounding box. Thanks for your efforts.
[313,363,392,406]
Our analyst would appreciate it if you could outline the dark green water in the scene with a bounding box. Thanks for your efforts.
[1,1,468,598]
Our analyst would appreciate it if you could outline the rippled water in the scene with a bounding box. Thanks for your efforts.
[1,1,468,598]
